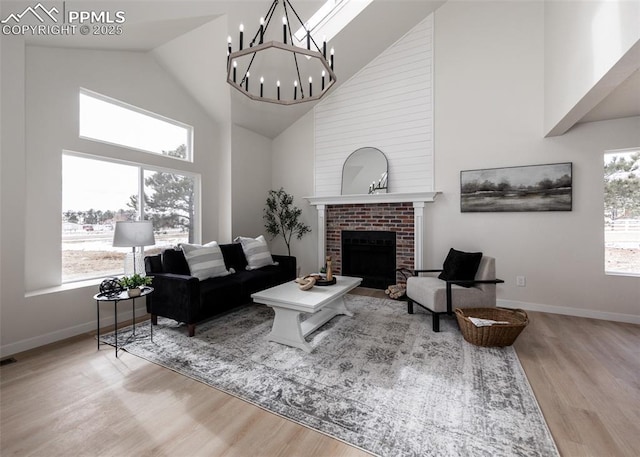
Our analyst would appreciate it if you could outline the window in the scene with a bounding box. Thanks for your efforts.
[62,153,198,283]
[293,0,373,44]
[79,89,193,161]
[604,149,640,275]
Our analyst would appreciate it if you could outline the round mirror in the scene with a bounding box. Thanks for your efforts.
[341,147,388,195]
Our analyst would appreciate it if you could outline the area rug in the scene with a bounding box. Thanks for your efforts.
[104,295,559,457]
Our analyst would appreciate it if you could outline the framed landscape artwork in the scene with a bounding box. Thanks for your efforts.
[460,162,572,212]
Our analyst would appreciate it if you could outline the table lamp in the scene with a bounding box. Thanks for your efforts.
[112,221,155,275]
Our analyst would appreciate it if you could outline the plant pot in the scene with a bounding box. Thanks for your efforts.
[127,287,141,298]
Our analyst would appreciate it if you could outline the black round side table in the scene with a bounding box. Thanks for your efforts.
[93,287,153,357]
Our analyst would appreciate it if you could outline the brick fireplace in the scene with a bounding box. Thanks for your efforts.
[326,203,414,287]
[305,192,439,288]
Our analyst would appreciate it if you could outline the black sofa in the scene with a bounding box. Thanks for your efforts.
[144,242,296,336]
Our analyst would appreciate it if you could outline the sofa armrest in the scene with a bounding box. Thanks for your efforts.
[147,272,201,325]
[444,278,504,313]
[445,278,505,286]
[273,255,297,280]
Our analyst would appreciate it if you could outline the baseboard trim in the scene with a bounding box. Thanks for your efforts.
[498,299,640,325]
[3,300,638,357]
[0,304,148,358]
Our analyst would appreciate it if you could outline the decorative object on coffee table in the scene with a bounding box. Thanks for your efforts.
[301,273,337,286]
[295,275,316,290]
[314,276,336,286]
[456,307,528,347]
[325,255,333,281]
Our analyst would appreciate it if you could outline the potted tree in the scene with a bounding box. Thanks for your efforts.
[263,188,311,257]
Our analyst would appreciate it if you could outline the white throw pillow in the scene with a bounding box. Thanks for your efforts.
[234,235,277,270]
[180,241,231,280]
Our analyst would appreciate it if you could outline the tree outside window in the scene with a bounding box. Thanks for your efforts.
[604,150,640,275]
[62,151,197,283]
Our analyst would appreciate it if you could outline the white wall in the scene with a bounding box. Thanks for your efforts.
[0,43,219,356]
[544,0,640,136]
[152,16,231,125]
[272,111,317,273]
[230,124,273,242]
[431,0,639,321]
[314,15,434,196]
[151,15,235,243]
[0,37,28,357]
[274,1,640,323]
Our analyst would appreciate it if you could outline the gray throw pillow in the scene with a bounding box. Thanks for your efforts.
[234,235,277,270]
[180,241,231,280]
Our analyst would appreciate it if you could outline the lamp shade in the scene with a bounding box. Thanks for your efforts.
[112,221,155,247]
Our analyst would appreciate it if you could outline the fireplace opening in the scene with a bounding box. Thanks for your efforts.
[341,230,396,289]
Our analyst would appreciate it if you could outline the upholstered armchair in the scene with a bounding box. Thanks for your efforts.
[406,249,504,332]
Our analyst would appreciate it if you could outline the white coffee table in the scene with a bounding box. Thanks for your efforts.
[251,275,362,352]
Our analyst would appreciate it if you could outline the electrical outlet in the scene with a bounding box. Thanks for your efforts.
[516,275,526,287]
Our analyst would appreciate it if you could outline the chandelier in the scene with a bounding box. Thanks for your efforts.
[226,0,337,105]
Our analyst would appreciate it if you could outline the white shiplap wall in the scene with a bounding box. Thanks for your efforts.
[314,14,434,196]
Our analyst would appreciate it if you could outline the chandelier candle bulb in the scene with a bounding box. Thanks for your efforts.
[309,77,312,97]
[294,80,297,100]
[260,76,264,97]
[330,47,335,71]
[282,16,287,44]
[233,60,237,83]
[307,31,311,50]
[245,72,250,91]
[239,24,244,50]
[322,70,325,90]
[323,36,327,58]
[259,17,264,44]
[227,36,232,57]
[277,80,280,100]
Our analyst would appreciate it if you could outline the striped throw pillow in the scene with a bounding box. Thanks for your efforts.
[235,235,277,270]
[180,241,231,280]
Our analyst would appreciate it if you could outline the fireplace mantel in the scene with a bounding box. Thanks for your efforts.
[304,192,441,271]
[304,192,440,207]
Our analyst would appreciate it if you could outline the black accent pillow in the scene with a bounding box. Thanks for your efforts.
[220,243,248,272]
[162,248,190,275]
[438,248,483,287]
[144,254,163,274]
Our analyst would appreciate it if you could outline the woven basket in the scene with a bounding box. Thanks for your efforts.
[455,307,529,347]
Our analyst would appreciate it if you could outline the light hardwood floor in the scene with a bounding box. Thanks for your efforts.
[1,289,638,457]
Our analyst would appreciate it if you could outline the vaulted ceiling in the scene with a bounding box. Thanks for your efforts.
[13,0,640,139]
